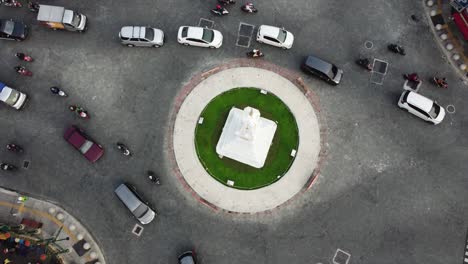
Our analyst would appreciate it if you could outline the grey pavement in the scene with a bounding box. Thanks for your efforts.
[0,0,468,263]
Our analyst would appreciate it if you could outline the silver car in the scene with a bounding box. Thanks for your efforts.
[119,26,164,47]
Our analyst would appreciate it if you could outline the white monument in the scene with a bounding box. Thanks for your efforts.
[216,106,277,168]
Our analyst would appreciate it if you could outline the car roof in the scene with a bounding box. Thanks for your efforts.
[407,91,434,112]
[187,26,204,39]
[114,184,142,211]
[259,25,281,37]
[120,26,145,39]
[304,55,333,74]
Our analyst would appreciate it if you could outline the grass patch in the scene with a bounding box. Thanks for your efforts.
[195,87,299,190]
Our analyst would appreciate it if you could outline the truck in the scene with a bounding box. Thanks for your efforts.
[37,5,87,32]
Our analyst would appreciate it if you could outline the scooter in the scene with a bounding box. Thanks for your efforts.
[356,58,372,71]
[147,171,161,185]
[27,1,39,12]
[116,143,132,156]
[432,77,448,89]
[14,66,32,76]
[15,53,33,62]
[2,0,22,7]
[388,44,406,55]
[241,3,257,13]
[69,105,90,119]
[50,87,68,97]
[246,49,264,58]
[218,0,235,4]
[211,6,229,16]
[0,163,16,171]
[6,144,23,153]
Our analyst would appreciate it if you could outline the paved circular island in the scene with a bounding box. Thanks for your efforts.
[171,63,324,213]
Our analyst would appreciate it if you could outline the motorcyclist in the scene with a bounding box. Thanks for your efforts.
[147,171,160,184]
[14,66,25,73]
[6,144,21,152]
[404,73,420,83]
[434,77,447,87]
[117,143,131,156]
[215,4,224,12]
[0,163,14,171]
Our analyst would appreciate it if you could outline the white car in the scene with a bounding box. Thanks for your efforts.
[397,90,445,124]
[256,25,294,49]
[119,26,164,47]
[177,26,223,48]
[0,82,27,110]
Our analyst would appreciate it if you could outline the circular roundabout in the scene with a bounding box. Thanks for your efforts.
[171,62,325,213]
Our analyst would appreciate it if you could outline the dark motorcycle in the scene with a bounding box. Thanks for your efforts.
[28,1,39,12]
[6,144,23,153]
[117,143,132,156]
[246,49,264,58]
[147,171,161,185]
[241,3,257,13]
[1,163,16,171]
[356,58,372,71]
[218,0,235,4]
[211,7,229,16]
[388,44,406,55]
[50,87,68,97]
[15,53,33,62]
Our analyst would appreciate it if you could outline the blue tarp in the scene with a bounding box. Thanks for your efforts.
[452,0,468,11]
[0,82,5,92]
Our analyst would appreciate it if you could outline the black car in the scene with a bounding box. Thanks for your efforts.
[0,19,28,41]
[301,55,343,85]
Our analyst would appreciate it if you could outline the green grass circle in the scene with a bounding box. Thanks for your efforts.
[194,87,299,190]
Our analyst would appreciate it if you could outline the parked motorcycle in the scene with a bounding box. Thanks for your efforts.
[27,1,39,12]
[356,58,372,71]
[116,143,132,156]
[2,0,22,7]
[211,6,229,16]
[15,53,33,62]
[241,2,257,13]
[432,77,448,89]
[0,163,17,171]
[50,86,68,97]
[246,49,264,58]
[388,44,406,55]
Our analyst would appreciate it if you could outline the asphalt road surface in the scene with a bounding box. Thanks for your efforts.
[1,0,468,263]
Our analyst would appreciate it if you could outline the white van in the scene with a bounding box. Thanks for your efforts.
[0,82,27,110]
[114,183,156,224]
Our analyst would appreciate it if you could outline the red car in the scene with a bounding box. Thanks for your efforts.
[64,126,104,162]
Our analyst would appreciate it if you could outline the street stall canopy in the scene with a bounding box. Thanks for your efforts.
[37,5,65,22]
[453,10,468,40]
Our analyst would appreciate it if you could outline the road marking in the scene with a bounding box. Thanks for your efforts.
[446,104,456,114]
[333,248,351,264]
[236,22,255,48]
[365,40,374,49]
[199,18,214,29]
[370,59,388,85]
[132,224,144,237]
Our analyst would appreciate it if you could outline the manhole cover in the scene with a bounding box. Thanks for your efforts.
[199,18,214,29]
[333,249,351,264]
[446,104,456,114]
[132,224,144,237]
[23,160,30,169]
[365,40,373,49]
[236,36,251,47]
[239,23,254,36]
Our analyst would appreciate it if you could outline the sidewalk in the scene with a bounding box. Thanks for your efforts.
[0,187,106,264]
[424,0,468,82]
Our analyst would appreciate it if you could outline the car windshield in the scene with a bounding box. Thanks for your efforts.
[4,90,19,106]
[331,65,338,76]
[134,204,149,218]
[71,14,81,28]
[79,140,93,154]
[1,20,14,35]
[428,103,440,118]
[145,28,154,40]
[277,29,287,43]
[202,29,214,42]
